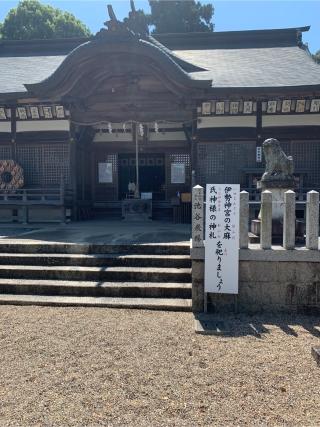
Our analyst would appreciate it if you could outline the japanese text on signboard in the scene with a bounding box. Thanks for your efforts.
[205,184,240,294]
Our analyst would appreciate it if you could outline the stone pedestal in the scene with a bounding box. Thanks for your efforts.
[257,179,294,222]
[251,179,295,243]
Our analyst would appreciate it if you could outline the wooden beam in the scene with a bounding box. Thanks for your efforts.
[10,106,17,161]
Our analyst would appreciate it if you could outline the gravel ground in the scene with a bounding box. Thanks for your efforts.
[0,307,319,426]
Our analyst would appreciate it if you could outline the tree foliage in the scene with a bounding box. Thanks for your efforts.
[148,0,214,34]
[124,0,214,34]
[0,0,214,41]
[0,0,91,40]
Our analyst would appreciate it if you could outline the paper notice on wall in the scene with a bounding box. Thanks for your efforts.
[171,163,185,184]
[205,184,240,294]
[98,162,113,183]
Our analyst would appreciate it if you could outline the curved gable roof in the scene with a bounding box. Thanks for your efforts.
[25,28,212,99]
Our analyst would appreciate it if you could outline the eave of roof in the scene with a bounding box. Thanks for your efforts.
[155,26,310,50]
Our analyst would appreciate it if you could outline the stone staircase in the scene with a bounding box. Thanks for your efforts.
[0,242,192,311]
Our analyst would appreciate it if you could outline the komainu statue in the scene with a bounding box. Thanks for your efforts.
[261,138,294,183]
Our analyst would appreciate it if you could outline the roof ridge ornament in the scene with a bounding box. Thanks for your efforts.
[95,3,137,41]
[127,0,149,36]
[130,0,136,14]
[95,2,148,41]
[104,5,124,32]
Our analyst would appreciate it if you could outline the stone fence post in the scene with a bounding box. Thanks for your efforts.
[283,190,295,250]
[260,190,272,249]
[306,190,319,250]
[240,191,249,249]
[191,185,204,313]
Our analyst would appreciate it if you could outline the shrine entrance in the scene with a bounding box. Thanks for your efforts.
[118,153,166,201]
[25,4,210,221]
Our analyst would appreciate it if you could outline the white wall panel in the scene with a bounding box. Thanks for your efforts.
[198,116,256,129]
[262,114,320,127]
[0,122,11,133]
[16,120,70,132]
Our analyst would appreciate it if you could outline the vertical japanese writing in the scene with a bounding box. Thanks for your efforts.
[192,186,204,248]
[208,185,217,239]
[205,184,240,294]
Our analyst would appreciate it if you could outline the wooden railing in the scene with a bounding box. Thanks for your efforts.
[0,186,73,223]
[0,187,73,205]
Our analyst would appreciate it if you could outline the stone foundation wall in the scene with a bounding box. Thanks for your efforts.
[192,248,320,314]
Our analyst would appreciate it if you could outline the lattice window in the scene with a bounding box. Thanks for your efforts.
[290,141,308,167]
[196,139,320,193]
[17,144,70,187]
[197,143,224,186]
[17,145,42,186]
[291,140,320,188]
[107,154,118,174]
[41,144,70,186]
[0,146,12,159]
[197,141,257,188]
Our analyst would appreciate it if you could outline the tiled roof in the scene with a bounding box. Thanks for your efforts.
[0,27,319,96]
[0,55,65,94]
[174,46,320,88]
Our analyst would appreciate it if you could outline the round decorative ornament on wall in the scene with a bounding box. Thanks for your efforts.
[0,160,24,191]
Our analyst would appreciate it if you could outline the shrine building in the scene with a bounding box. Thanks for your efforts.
[0,10,319,222]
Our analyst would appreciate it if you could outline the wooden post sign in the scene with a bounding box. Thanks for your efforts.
[205,184,240,294]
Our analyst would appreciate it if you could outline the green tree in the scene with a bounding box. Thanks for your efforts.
[1,0,91,40]
[314,50,320,64]
[148,0,214,34]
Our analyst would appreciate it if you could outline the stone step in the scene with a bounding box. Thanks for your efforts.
[0,253,191,268]
[0,279,192,298]
[0,243,190,255]
[0,294,192,311]
[0,265,191,283]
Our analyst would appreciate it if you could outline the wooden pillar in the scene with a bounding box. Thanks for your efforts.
[182,110,197,190]
[10,106,17,161]
[69,124,77,220]
[191,110,198,186]
[256,100,262,163]
[133,123,140,198]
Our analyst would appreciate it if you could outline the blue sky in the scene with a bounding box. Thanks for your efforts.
[1,1,319,53]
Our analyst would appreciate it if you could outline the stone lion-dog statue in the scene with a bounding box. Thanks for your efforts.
[261,138,294,182]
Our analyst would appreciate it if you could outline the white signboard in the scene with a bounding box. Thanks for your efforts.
[205,184,240,294]
[141,192,152,200]
[171,163,185,184]
[98,162,113,183]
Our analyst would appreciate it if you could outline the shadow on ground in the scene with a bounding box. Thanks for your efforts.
[195,313,320,338]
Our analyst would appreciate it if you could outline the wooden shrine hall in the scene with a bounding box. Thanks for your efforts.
[0,4,319,222]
